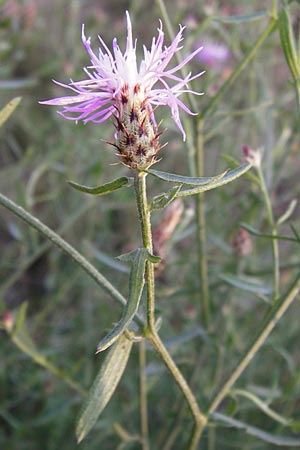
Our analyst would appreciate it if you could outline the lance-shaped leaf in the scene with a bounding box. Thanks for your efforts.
[0,97,21,127]
[76,333,133,443]
[279,7,300,82]
[212,11,268,24]
[67,176,133,196]
[176,163,251,197]
[96,248,159,353]
[241,222,300,244]
[220,273,272,296]
[211,412,300,446]
[147,168,227,186]
[230,389,292,426]
[150,185,181,211]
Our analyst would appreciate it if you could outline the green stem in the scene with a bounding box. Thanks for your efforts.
[256,166,280,299]
[1,199,96,299]
[272,0,278,18]
[206,270,300,415]
[196,119,210,327]
[0,192,144,327]
[296,80,300,117]
[10,328,86,395]
[134,172,156,331]
[148,331,207,449]
[134,171,207,450]
[200,18,278,119]
[139,339,149,450]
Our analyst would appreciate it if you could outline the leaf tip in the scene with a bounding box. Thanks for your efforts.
[76,425,85,444]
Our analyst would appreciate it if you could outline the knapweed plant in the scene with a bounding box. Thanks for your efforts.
[2,3,300,449]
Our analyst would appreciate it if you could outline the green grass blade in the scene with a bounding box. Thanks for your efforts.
[0,192,145,325]
[212,11,268,23]
[212,412,300,446]
[220,274,272,296]
[231,389,292,426]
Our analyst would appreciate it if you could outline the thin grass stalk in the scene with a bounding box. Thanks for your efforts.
[206,270,300,416]
[196,119,210,327]
[10,328,86,395]
[256,164,280,299]
[0,192,145,327]
[139,339,149,450]
[199,18,278,119]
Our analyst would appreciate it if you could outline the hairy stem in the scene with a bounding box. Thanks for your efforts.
[134,171,207,450]
[134,172,156,331]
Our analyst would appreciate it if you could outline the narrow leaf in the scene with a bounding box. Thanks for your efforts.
[241,222,300,243]
[277,199,297,226]
[67,176,132,196]
[76,333,133,443]
[96,248,149,352]
[85,242,130,274]
[220,273,272,296]
[279,7,300,82]
[0,97,21,127]
[212,11,268,23]
[176,163,251,197]
[290,224,300,242]
[7,305,85,394]
[212,412,300,446]
[147,168,227,186]
[231,389,292,426]
[14,302,28,333]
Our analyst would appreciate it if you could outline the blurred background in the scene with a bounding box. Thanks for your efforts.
[1,1,300,449]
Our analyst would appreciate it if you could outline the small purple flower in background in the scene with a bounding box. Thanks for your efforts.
[40,11,204,169]
[196,41,230,69]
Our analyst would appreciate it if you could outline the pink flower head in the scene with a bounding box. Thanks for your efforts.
[40,11,204,142]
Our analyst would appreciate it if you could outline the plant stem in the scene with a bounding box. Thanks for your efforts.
[139,339,149,450]
[200,18,278,119]
[196,119,210,327]
[134,172,156,331]
[0,192,144,327]
[134,171,207,450]
[148,331,207,450]
[10,327,86,396]
[296,81,300,117]
[256,165,280,299]
[206,270,300,416]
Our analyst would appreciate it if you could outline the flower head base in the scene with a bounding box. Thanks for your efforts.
[40,12,204,169]
[242,144,261,169]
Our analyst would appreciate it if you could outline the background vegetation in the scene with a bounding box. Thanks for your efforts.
[1,0,300,449]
